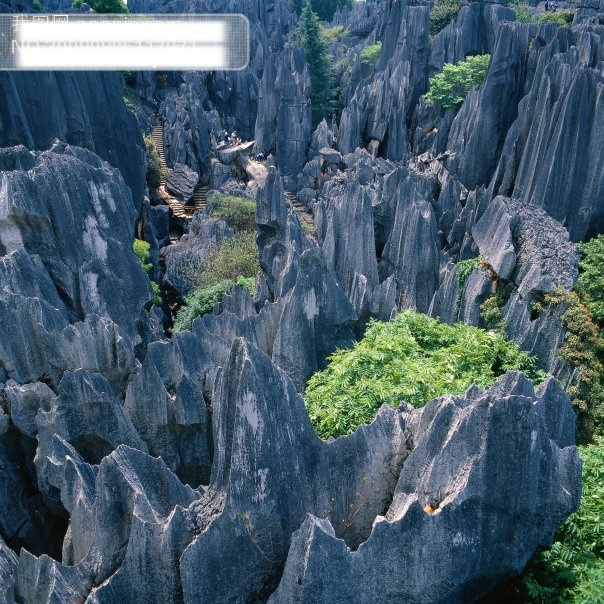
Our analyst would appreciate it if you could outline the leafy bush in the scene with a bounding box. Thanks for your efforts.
[192,231,259,290]
[133,239,152,273]
[133,239,162,309]
[360,42,382,68]
[543,289,604,443]
[173,276,255,332]
[208,194,256,232]
[538,10,574,24]
[455,255,483,312]
[429,0,462,36]
[577,234,604,326]
[144,136,165,191]
[512,0,534,23]
[33,0,44,11]
[425,54,490,110]
[322,25,349,45]
[305,310,545,439]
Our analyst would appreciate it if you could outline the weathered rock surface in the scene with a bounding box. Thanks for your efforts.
[0,1,598,601]
[166,162,199,201]
[0,72,146,204]
[270,372,580,603]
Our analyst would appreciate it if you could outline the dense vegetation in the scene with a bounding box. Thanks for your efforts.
[173,276,255,332]
[144,136,165,191]
[513,0,574,25]
[429,0,462,36]
[174,193,260,331]
[360,42,382,68]
[425,54,490,109]
[297,1,338,127]
[133,239,162,310]
[207,194,256,232]
[305,310,544,439]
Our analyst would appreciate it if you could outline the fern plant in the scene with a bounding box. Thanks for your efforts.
[305,310,544,439]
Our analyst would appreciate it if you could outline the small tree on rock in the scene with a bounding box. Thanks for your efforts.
[299,1,337,128]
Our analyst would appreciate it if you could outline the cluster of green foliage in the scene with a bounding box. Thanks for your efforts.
[296,1,338,128]
[512,0,574,25]
[207,194,256,232]
[539,10,574,24]
[512,0,534,23]
[455,255,483,312]
[425,54,490,110]
[496,233,604,602]
[429,0,462,36]
[173,276,255,332]
[197,231,260,289]
[492,443,604,602]
[576,235,604,326]
[144,136,165,191]
[322,25,349,46]
[133,239,162,310]
[305,310,545,439]
[288,0,352,22]
[32,0,44,11]
[72,0,128,12]
[360,42,382,68]
[544,289,604,442]
[174,232,259,330]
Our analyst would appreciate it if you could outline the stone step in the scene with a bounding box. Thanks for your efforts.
[285,191,315,232]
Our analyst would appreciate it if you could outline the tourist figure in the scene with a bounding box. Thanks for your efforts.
[256,151,265,161]
[231,131,238,146]
[545,0,550,11]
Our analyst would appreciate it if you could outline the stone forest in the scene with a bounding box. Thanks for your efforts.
[0,0,603,601]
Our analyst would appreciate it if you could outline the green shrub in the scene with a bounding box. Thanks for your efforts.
[33,0,44,11]
[429,0,462,36]
[455,255,483,312]
[133,239,162,310]
[577,234,604,327]
[144,136,165,191]
[322,25,349,45]
[538,10,574,24]
[543,289,604,443]
[208,194,256,232]
[512,0,534,23]
[425,54,490,110]
[133,239,152,273]
[173,276,255,332]
[305,310,545,439]
[360,42,382,68]
[192,231,260,290]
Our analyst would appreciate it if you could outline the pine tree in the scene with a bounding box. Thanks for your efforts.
[299,1,337,128]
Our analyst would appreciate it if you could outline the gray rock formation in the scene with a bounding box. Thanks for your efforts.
[0,72,146,204]
[270,372,580,604]
[166,163,199,202]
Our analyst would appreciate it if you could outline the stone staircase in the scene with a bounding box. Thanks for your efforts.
[150,122,204,219]
[184,185,208,217]
[285,190,315,235]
